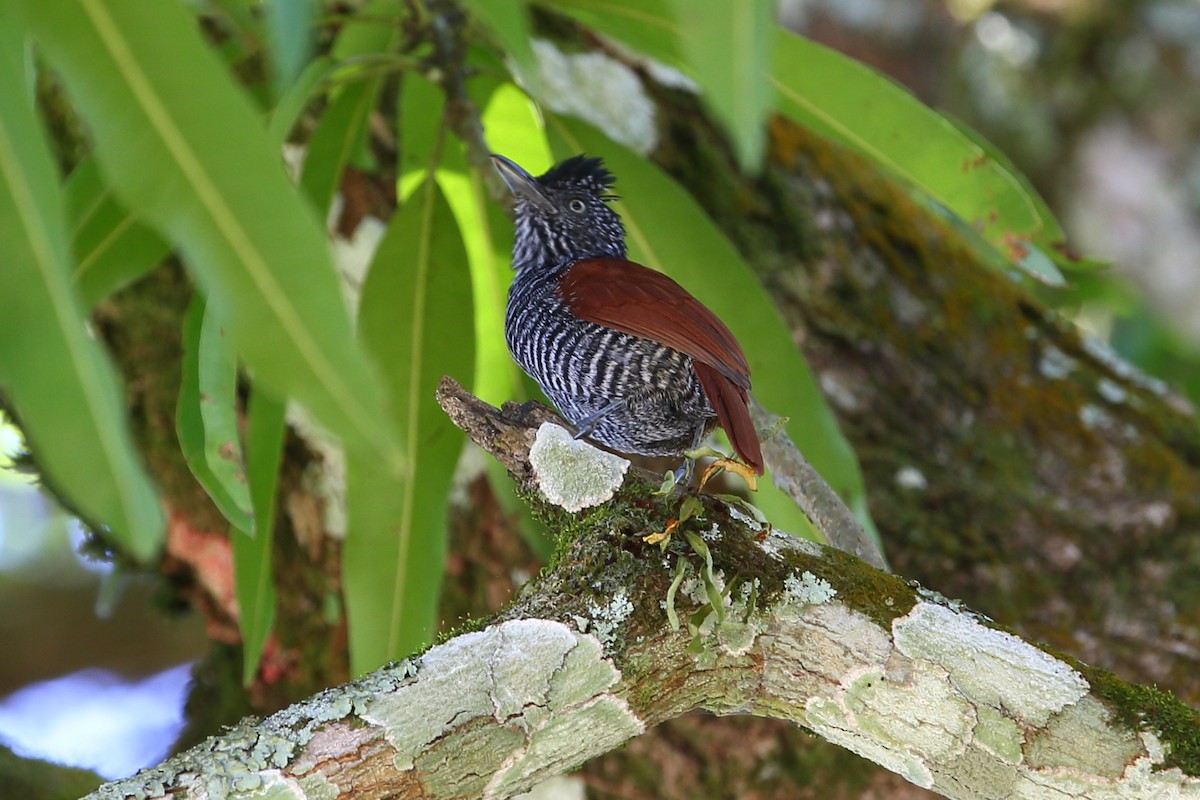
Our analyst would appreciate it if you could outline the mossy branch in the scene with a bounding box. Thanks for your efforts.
[83,381,1200,800]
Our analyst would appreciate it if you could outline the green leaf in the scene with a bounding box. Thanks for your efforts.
[344,174,474,674]
[299,77,384,214]
[683,530,725,623]
[667,0,773,170]
[398,73,447,195]
[941,112,1075,282]
[263,0,315,98]
[941,113,1062,241]
[665,556,688,630]
[548,0,686,70]
[232,387,286,685]
[330,0,402,62]
[266,55,334,147]
[481,81,554,173]
[65,159,171,308]
[299,0,401,212]
[0,12,162,560]
[547,115,867,537]
[177,295,254,532]
[18,0,405,473]
[771,29,1060,261]
[459,0,541,95]
[80,39,395,300]
[197,302,253,523]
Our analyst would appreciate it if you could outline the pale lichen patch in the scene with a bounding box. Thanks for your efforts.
[295,772,339,800]
[839,663,976,762]
[528,423,629,512]
[972,704,1023,765]
[716,619,759,656]
[1025,695,1144,779]
[759,604,892,707]
[805,694,936,789]
[484,695,644,799]
[364,619,641,796]
[491,621,580,723]
[86,659,419,800]
[363,631,495,770]
[547,635,622,709]
[584,590,634,649]
[784,570,837,605]
[893,602,1089,727]
[1014,736,1200,799]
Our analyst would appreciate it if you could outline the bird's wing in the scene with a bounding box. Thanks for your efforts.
[558,257,751,390]
[559,257,763,474]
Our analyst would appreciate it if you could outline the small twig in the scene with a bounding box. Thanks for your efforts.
[424,0,501,185]
[435,376,562,484]
[750,396,890,571]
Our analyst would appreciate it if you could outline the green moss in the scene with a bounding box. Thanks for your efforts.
[505,480,672,633]
[521,481,659,571]
[785,544,918,630]
[1082,664,1200,776]
[434,613,490,646]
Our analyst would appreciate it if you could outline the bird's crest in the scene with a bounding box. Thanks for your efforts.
[539,155,617,196]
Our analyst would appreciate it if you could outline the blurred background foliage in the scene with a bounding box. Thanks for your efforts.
[783,0,1200,400]
[0,0,1197,790]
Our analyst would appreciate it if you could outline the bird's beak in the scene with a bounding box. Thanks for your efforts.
[490,154,557,215]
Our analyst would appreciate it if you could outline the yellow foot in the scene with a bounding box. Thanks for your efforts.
[698,458,758,492]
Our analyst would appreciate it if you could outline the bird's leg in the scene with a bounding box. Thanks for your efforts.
[669,419,710,488]
[572,398,626,439]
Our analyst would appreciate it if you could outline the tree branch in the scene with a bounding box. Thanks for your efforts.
[750,396,888,571]
[85,380,1200,800]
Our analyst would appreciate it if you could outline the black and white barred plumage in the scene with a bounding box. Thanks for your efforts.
[498,155,716,458]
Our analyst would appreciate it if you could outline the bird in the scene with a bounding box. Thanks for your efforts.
[491,152,763,481]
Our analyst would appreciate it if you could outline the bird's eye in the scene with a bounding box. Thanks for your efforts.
[567,198,587,214]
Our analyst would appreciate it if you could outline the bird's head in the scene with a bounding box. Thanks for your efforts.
[491,153,627,270]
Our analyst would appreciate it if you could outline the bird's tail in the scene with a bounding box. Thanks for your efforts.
[695,363,764,475]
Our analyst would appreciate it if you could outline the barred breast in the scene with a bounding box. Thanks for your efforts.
[505,264,715,457]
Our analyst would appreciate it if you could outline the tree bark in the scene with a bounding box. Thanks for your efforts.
[82,380,1200,800]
